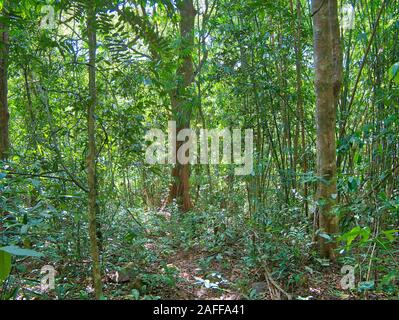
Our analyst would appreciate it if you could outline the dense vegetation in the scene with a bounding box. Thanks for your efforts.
[0,0,398,300]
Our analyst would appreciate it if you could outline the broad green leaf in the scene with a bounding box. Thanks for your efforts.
[339,226,361,248]
[0,246,44,257]
[389,62,399,84]
[0,250,12,283]
[358,281,374,292]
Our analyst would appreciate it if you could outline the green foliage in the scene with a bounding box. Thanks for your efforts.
[338,226,371,251]
[0,246,43,257]
[0,251,11,284]
[389,62,399,84]
[0,0,397,300]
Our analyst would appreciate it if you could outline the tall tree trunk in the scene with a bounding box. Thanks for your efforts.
[167,0,196,212]
[290,0,308,217]
[312,0,340,260]
[0,4,9,161]
[86,1,103,298]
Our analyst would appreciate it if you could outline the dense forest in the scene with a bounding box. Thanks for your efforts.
[0,0,398,301]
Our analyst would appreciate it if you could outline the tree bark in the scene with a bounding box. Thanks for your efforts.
[166,0,196,212]
[0,3,9,161]
[86,1,103,298]
[312,0,340,260]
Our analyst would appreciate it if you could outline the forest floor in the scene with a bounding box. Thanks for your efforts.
[164,248,242,299]
[11,248,387,300]
[6,209,394,300]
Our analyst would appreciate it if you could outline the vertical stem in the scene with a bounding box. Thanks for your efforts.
[87,1,103,298]
[291,0,308,216]
[0,2,9,161]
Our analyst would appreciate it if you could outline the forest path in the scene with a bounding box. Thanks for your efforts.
[165,249,243,300]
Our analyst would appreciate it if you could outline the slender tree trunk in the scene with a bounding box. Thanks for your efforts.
[312,0,340,260]
[167,0,196,212]
[23,66,37,148]
[290,0,308,217]
[0,4,9,161]
[86,1,103,298]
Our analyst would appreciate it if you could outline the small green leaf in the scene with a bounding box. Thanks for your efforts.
[382,229,398,242]
[358,281,374,292]
[348,176,358,192]
[30,179,41,188]
[130,289,140,300]
[315,258,330,267]
[20,225,29,234]
[304,266,314,275]
[359,227,371,243]
[318,232,332,241]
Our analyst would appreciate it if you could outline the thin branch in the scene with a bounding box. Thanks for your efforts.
[340,0,388,138]
[4,171,82,184]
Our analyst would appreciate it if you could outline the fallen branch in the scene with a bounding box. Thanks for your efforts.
[264,266,292,300]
